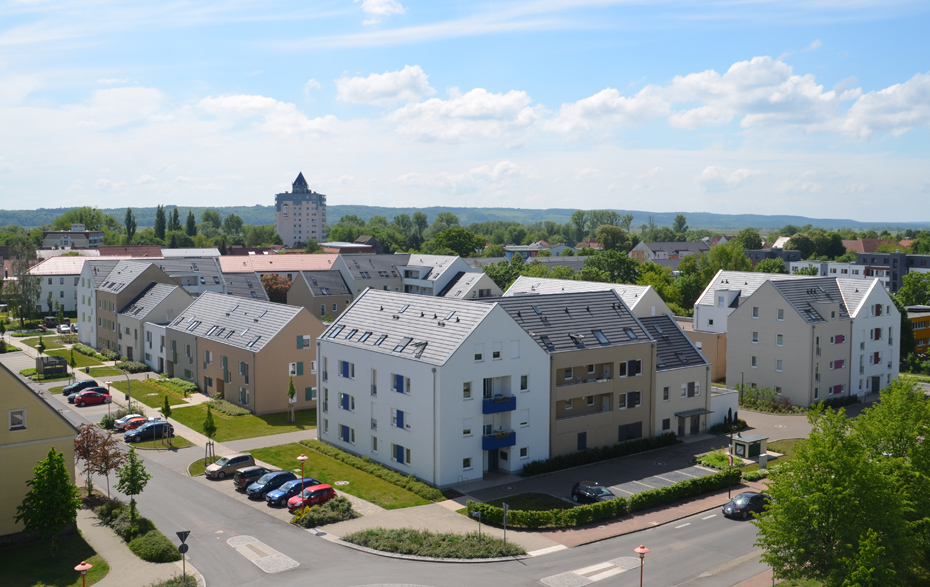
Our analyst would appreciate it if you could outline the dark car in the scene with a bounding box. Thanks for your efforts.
[68,386,107,403]
[571,481,615,503]
[125,421,174,443]
[233,466,272,491]
[265,477,322,507]
[63,379,99,396]
[74,389,111,407]
[722,491,771,520]
[287,484,337,513]
[246,471,297,500]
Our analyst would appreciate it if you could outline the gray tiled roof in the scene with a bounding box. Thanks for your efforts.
[99,260,160,293]
[835,278,875,317]
[770,278,850,323]
[321,289,495,366]
[165,291,302,353]
[503,276,655,309]
[696,270,811,307]
[224,272,269,301]
[298,270,351,297]
[154,257,225,288]
[401,255,461,282]
[464,256,587,272]
[85,260,124,288]
[118,283,183,321]
[639,315,706,370]
[484,291,650,353]
[341,254,410,279]
[643,241,710,254]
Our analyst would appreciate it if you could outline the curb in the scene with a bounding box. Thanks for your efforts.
[308,528,531,563]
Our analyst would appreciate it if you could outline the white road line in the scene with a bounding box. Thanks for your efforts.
[529,545,568,557]
[588,567,625,582]
[675,522,691,529]
[702,514,717,520]
[575,562,613,575]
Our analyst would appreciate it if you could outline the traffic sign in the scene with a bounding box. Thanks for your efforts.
[176,531,190,544]
[178,543,189,554]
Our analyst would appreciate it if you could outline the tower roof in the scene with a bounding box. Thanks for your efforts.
[293,172,309,191]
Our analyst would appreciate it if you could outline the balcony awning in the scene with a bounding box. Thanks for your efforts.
[674,408,713,418]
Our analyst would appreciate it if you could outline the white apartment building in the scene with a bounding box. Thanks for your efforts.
[503,276,673,318]
[693,270,812,334]
[837,279,900,395]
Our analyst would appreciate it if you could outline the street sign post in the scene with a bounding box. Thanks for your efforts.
[177,531,191,579]
[502,503,509,546]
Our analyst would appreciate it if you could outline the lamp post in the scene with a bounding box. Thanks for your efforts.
[297,454,308,493]
[75,561,93,587]
[105,380,112,417]
[634,544,649,587]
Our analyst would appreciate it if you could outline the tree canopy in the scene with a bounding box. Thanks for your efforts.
[15,448,81,556]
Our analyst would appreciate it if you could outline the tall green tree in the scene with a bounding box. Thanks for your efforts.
[115,447,151,523]
[731,228,763,250]
[15,448,81,557]
[755,258,787,274]
[896,272,930,306]
[7,236,41,328]
[222,213,243,237]
[185,211,197,237]
[168,207,181,232]
[153,205,167,240]
[124,208,137,244]
[570,210,587,242]
[595,225,632,253]
[287,376,296,423]
[673,214,688,235]
[429,228,484,258]
[580,250,639,284]
[412,211,428,237]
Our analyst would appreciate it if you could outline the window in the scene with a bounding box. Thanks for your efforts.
[751,355,757,368]
[463,381,472,399]
[776,334,783,346]
[492,342,502,360]
[9,409,26,430]
[520,447,528,459]
[474,343,484,362]
[752,306,759,318]
[391,443,410,465]
[777,308,784,321]
[463,419,472,436]
[238,387,250,405]
[663,386,669,401]
[627,359,642,376]
[717,295,724,308]
[587,395,595,406]
[564,367,573,381]
[662,418,670,431]
[519,409,529,427]
[776,359,783,372]
[339,360,355,379]
[617,394,626,409]
[628,391,642,407]
[618,362,627,377]
[463,458,472,470]
[565,398,574,410]
[392,408,408,429]
[593,330,609,344]
[751,331,758,343]
[520,375,528,391]
[339,393,355,411]
[371,436,378,452]
[618,421,643,442]
[392,374,410,394]
[500,451,508,462]
[587,364,595,375]
[339,424,355,444]
[297,335,312,349]
[305,387,316,401]
[814,387,819,400]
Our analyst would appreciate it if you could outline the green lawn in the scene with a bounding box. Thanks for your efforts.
[740,438,806,473]
[188,455,220,477]
[20,336,65,351]
[1,531,110,587]
[46,349,103,368]
[169,404,317,442]
[88,367,123,377]
[108,380,186,409]
[131,434,195,450]
[487,493,573,511]
[249,443,429,509]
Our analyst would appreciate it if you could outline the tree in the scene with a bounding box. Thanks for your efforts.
[90,427,125,499]
[570,210,587,242]
[731,228,763,250]
[287,376,296,423]
[430,228,484,258]
[755,258,787,274]
[618,213,635,231]
[69,349,77,383]
[74,423,101,495]
[124,208,136,244]
[15,448,81,556]
[673,214,688,235]
[261,273,292,304]
[483,244,505,258]
[596,225,632,253]
[202,405,217,440]
[305,239,323,253]
[51,206,108,231]
[47,290,54,314]
[223,213,244,237]
[115,447,151,523]
[581,250,639,284]
[559,247,575,256]
[482,259,520,291]
[201,209,222,231]
[168,207,181,232]
[7,236,41,327]
[185,211,197,237]
[891,296,916,362]
[153,205,167,240]
[896,272,930,306]
[412,211,428,237]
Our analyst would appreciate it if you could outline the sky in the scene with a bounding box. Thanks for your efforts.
[1,0,929,223]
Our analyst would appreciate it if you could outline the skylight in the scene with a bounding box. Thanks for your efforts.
[229,305,239,313]
[246,335,261,348]
[399,305,409,314]
[327,325,344,339]
[532,305,542,315]
[359,331,372,343]
[444,311,455,320]
[540,335,555,351]
[258,310,267,318]
[393,337,412,353]
[592,330,609,344]
[346,329,358,339]
[374,334,387,346]
[240,328,249,336]
[624,328,637,339]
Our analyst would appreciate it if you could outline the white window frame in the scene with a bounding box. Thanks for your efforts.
[9,408,26,430]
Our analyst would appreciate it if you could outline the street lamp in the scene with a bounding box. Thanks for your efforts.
[105,380,112,417]
[74,561,93,587]
[297,454,308,493]
[634,544,650,587]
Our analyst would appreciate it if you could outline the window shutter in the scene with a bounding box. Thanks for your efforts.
[395,374,404,393]
[297,362,304,376]
[342,361,349,378]
[396,410,404,429]
[297,335,304,349]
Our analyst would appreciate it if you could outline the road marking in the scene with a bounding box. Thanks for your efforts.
[529,545,568,557]
[540,557,640,586]
[588,568,624,582]
[574,562,612,575]
[675,522,691,528]
[702,514,716,520]
[632,480,655,488]
[227,535,299,573]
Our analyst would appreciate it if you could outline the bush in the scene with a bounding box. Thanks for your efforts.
[129,530,182,563]
[738,384,805,414]
[709,419,748,435]
[292,496,359,528]
[818,395,860,409]
[100,414,116,430]
[111,511,156,542]
[94,498,126,525]
[342,528,525,558]
[206,399,251,416]
[113,407,130,419]
[695,450,730,470]
[158,378,199,397]
[115,361,149,373]
[100,349,120,361]
[742,468,769,481]
[73,343,106,359]
[148,576,196,587]
[302,440,444,502]
[627,469,742,513]
[519,433,681,477]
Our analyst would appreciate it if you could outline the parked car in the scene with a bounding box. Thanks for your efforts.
[68,386,107,402]
[722,491,771,520]
[265,478,321,507]
[205,453,256,480]
[571,481,615,503]
[74,389,111,407]
[246,471,297,500]
[63,379,99,396]
[70,323,79,333]
[233,466,272,491]
[114,413,146,430]
[57,324,71,335]
[122,416,161,431]
[125,421,174,443]
[287,484,337,513]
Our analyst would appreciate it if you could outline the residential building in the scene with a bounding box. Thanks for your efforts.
[465,256,587,274]
[789,261,868,280]
[842,238,900,255]
[223,272,269,302]
[117,284,192,364]
[94,262,178,352]
[489,291,657,457]
[907,306,930,353]
[439,272,502,299]
[397,255,477,297]
[321,242,376,254]
[630,241,709,263]
[333,254,407,295]
[838,279,900,395]
[0,362,78,538]
[316,289,550,486]
[287,270,353,321]
[743,249,802,266]
[640,315,711,438]
[29,256,87,313]
[693,270,811,334]
[218,253,338,281]
[77,259,128,346]
[673,317,727,382]
[503,276,673,317]
[41,224,104,248]
[504,244,545,260]
[164,292,324,414]
[274,172,327,247]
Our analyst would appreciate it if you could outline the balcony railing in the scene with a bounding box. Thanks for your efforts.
[482,395,516,414]
[482,430,516,451]
[556,376,612,388]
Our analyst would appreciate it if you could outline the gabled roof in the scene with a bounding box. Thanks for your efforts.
[696,270,811,307]
[643,241,710,254]
[219,253,338,274]
[464,256,587,272]
[640,315,706,370]
[98,261,161,294]
[842,238,900,254]
[84,259,125,288]
[484,290,650,354]
[769,278,850,323]
[154,257,224,287]
[835,278,882,318]
[29,256,90,275]
[161,248,220,258]
[341,254,410,279]
[165,291,303,353]
[98,245,164,257]
[503,276,656,310]
[399,255,461,282]
[322,289,496,366]
[297,270,351,297]
[224,272,268,301]
[118,283,185,321]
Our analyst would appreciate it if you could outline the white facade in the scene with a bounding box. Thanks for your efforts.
[37,273,81,313]
[843,280,900,396]
[142,323,168,373]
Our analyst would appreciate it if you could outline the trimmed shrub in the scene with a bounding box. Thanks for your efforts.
[628,469,742,513]
[158,378,199,397]
[292,496,359,528]
[129,530,182,563]
[207,399,251,416]
[100,414,116,430]
[148,576,197,587]
[302,440,444,502]
[94,498,126,525]
[342,528,525,558]
[709,419,748,435]
[115,361,149,373]
[111,512,156,542]
[742,468,769,481]
[519,433,681,477]
[818,395,860,409]
[100,349,120,361]
[73,343,106,359]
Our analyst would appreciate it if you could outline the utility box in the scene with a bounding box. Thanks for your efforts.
[732,433,768,459]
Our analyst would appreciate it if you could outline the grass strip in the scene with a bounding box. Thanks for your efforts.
[109,380,186,409]
[46,349,103,368]
[169,404,316,442]
[188,456,219,477]
[342,528,525,558]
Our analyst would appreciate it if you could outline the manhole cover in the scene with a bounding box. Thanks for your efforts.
[334,480,349,486]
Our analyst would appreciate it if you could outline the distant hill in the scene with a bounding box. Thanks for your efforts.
[2,205,927,233]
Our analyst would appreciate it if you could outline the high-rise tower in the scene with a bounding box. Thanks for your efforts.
[274,173,327,247]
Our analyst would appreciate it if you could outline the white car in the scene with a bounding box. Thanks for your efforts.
[114,413,146,430]
[57,324,71,335]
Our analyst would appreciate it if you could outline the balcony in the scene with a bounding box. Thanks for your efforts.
[482,395,516,414]
[482,430,516,451]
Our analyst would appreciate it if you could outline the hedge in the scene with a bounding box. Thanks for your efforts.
[519,433,681,477]
[465,468,742,529]
[129,530,182,563]
[116,361,149,373]
[292,496,358,528]
[73,343,107,360]
[93,498,181,562]
[342,528,525,558]
[157,378,199,397]
[206,399,251,416]
[301,440,444,502]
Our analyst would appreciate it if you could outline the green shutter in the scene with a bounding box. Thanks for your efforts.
[296,362,304,376]
[297,335,304,349]
[305,387,316,401]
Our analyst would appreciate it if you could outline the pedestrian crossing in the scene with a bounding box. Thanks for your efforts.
[540,557,642,586]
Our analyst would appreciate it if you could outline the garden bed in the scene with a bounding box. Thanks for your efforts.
[342,528,525,558]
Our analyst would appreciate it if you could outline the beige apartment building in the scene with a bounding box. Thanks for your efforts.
[286,270,353,321]
[96,261,177,352]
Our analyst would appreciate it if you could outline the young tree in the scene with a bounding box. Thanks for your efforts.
[287,376,296,423]
[15,448,81,557]
[92,430,126,499]
[124,208,137,244]
[161,397,173,445]
[115,447,151,523]
[46,291,54,314]
[202,405,217,440]
[74,424,101,495]
[153,205,167,240]
[69,349,77,383]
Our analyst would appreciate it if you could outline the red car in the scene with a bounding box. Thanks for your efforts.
[123,416,161,431]
[74,390,111,407]
[287,484,336,513]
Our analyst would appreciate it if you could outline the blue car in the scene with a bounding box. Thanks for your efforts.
[246,471,297,500]
[265,477,321,507]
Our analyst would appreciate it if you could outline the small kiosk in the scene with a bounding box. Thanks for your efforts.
[732,433,768,460]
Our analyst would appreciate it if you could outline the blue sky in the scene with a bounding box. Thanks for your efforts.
[1,0,929,222]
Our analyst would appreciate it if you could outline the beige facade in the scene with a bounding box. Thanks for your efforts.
[286,272,354,322]
[96,264,175,352]
[0,363,78,537]
[549,343,656,457]
[676,317,727,382]
[654,364,712,437]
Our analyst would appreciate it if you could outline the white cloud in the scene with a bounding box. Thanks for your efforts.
[776,171,824,193]
[355,0,405,24]
[97,78,129,84]
[546,86,669,132]
[94,178,127,190]
[839,72,930,138]
[397,160,531,194]
[389,87,540,141]
[806,39,823,51]
[135,174,156,184]
[695,166,762,192]
[198,94,337,134]
[0,74,41,106]
[633,166,663,190]
[336,65,434,106]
